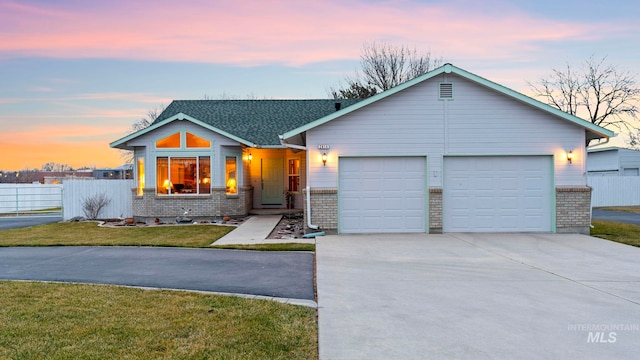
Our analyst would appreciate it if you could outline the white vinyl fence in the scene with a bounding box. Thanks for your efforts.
[0,184,63,215]
[588,176,640,207]
[63,180,135,220]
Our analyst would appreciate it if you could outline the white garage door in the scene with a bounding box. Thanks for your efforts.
[443,156,552,232]
[339,157,426,233]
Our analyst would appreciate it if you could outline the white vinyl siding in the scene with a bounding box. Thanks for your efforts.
[307,73,585,189]
[588,148,640,176]
[339,157,426,233]
[443,156,553,232]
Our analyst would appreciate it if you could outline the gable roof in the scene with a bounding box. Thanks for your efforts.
[111,99,363,150]
[280,63,615,142]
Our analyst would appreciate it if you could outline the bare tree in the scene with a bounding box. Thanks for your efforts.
[120,104,166,164]
[329,79,378,100]
[41,162,74,172]
[331,42,443,99]
[529,55,640,145]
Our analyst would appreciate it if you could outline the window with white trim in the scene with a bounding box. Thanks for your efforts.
[156,156,211,195]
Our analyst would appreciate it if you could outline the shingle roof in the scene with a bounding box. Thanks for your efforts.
[154,99,363,146]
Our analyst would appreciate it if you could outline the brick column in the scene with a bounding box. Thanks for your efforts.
[429,188,442,233]
[304,188,338,232]
[556,186,591,234]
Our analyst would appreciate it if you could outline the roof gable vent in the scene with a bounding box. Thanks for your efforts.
[439,83,453,100]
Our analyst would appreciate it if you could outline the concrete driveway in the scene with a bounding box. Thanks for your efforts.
[316,233,640,359]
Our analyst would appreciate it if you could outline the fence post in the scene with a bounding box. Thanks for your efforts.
[15,187,19,216]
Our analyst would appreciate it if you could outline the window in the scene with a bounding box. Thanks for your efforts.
[156,133,181,148]
[288,159,300,192]
[137,157,145,196]
[156,132,211,149]
[225,156,237,195]
[186,132,211,148]
[156,156,211,195]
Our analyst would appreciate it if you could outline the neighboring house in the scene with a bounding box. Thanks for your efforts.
[39,171,94,184]
[111,63,613,234]
[587,147,640,176]
[93,165,133,180]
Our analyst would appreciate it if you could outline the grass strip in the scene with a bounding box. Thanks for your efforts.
[0,281,317,359]
[0,222,233,248]
[590,219,640,247]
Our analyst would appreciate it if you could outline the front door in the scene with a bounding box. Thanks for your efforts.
[261,158,284,205]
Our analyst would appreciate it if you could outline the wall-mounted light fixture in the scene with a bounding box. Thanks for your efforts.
[248,153,252,163]
[567,150,574,164]
[321,152,328,166]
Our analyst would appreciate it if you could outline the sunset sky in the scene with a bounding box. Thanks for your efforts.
[1,0,639,171]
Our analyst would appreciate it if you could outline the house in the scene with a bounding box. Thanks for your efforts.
[92,165,133,180]
[111,63,613,234]
[587,147,640,176]
[39,170,93,184]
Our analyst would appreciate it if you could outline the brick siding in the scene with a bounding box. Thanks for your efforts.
[132,187,252,223]
[429,188,443,233]
[303,188,338,232]
[556,186,591,234]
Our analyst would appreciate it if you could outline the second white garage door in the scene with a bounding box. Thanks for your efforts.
[339,157,426,233]
[443,156,553,232]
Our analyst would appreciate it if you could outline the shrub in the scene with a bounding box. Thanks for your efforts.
[81,193,111,219]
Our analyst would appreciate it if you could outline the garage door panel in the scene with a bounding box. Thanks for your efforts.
[339,157,426,234]
[443,156,552,232]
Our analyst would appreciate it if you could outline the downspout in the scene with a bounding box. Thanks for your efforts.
[586,136,611,228]
[305,185,319,230]
[279,135,319,230]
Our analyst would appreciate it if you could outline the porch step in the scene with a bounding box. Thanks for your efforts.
[249,208,303,216]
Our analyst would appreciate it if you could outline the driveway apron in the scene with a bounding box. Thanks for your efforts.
[316,233,640,360]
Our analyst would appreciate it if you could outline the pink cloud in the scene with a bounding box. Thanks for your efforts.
[0,0,618,66]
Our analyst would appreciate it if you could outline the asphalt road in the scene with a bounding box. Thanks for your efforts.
[592,209,640,225]
[0,215,63,230]
[0,246,315,301]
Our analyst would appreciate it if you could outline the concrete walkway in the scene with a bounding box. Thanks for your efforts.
[212,215,315,245]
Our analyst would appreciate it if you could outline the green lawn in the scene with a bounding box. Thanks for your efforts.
[590,219,640,247]
[0,222,318,358]
[0,281,317,359]
[0,221,315,251]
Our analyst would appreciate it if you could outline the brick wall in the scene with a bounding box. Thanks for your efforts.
[556,186,591,234]
[304,188,338,231]
[132,186,252,222]
[429,188,442,233]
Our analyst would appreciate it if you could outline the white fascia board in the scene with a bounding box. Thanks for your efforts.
[280,63,614,141]
[448,66,615,139]
[110,112,257,149]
